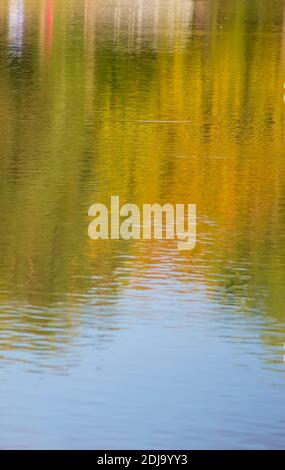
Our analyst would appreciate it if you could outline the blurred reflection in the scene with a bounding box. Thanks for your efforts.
[8,0,24,56]
[43,0,53,56]
[0,0,284,359]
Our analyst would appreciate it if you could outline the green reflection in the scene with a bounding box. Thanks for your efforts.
[0,0,284,351]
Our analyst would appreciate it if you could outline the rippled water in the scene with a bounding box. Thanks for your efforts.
[0,0,285,449]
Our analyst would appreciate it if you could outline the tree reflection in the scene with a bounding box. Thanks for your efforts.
[0,0,284,356]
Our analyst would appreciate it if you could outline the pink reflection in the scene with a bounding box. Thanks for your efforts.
[40,0,53,59]
[46,0,53,53]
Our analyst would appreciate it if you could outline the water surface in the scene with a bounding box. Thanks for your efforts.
[0,0,285,449]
